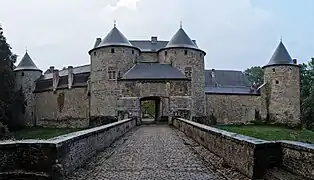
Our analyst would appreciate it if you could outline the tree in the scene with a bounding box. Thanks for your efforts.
[243,66,264,85]
[0,25,18,139]
[300,58,314,129]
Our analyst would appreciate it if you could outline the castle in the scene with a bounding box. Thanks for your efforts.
[13,24,301,128]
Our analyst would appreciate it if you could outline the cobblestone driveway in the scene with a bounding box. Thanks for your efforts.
[67,125,228,180]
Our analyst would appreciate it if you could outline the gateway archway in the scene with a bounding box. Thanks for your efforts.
[140,96,161,122]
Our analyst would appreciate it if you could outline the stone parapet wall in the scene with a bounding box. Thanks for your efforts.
[0,118,136,179]
[172,118,314,179]
[280,141,314,179]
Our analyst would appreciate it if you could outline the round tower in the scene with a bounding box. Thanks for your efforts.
[262,41,300,126]
[88,25,140,122]
[158,26,206,120]
[14,51,42,126]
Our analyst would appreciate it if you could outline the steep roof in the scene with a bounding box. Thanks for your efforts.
[130,40,169,52]
[165,28,199,50]
[14,52,41,72]
[121,63,188,80]
[263,41,295,68]
[204,70,250,87]
[97,26,134,48]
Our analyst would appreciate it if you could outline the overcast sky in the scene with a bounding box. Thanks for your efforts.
[1,0,314,71]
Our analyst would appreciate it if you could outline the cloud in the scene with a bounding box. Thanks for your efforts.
[0,0,280,71]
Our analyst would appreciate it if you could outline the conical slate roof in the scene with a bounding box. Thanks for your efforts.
[263,41,295,68]
[97,26,133,48]
[14,52,41,72]
[166,28,198,49]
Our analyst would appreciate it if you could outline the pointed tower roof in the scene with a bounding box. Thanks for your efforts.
[263,41,296,68]
[14,51,41,72]
[165,27,199,50]
[97,26,133,48]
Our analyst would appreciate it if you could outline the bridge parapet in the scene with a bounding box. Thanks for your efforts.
[0,118,137,179]
[171,118,314,179]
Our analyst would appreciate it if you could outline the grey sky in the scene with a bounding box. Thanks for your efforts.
[1,0,285,71]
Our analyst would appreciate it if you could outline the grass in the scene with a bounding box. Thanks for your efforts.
[13,127,83,140]
[215,125,314,144]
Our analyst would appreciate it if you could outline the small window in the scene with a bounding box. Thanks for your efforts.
[276,80,279,84]
[21,72,24,76]
[94,51,97,56]
[174,51,177,54]
[108,67,117,80]
[111,48,115,53]
[179,88,183,93]
[272,68,275,72]
[165,51,167,56]
[132,50,134,54]
[184,50,188,55]
[185,67,192,78]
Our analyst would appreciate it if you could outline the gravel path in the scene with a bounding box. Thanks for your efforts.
[66,125,245,180]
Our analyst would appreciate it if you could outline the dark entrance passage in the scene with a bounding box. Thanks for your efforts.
[140,96,161,123]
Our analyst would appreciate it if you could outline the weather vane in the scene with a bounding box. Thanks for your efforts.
[180,20,183,28]
[114,20,117,27]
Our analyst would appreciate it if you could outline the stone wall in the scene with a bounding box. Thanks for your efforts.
[35,87,89,128]
[171,118,281,179]
[263,65,300,126]
[171,118,314,179]
[280,141,314,179]
[139,52,158,63]
[206,94,266,124]
[0,118,136,179]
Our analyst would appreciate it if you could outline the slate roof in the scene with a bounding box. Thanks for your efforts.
[97,26,134,49]
[41,64,90,80]
[263,41,296,68]
[165,28,199,50]
[130,40,169,52]
[14,52,42,72]
[120,63,188,80]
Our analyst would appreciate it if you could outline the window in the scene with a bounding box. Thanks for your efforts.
[185,67,192,78]
[132,50,134,54]
[94,51,97,56]
[272,68,275,72]
[184,50,188,55]
[21,72,24,76]
[108,67,117,80]
[111,48,115,53]
[165,51,167,56]
[276,80,279,84]
[200,53,202,58]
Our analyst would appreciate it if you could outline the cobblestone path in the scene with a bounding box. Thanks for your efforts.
[67,125,230,180]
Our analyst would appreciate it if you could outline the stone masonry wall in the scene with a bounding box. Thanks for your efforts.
[263,65,300,126]
[15,70,42,127]
[171,118,282,179]
[0,118,136,179]
[139,52,158,63]
[206,94,266,124]
[159,48,206,118]
[35,87,89,128]
[90,47,139,118]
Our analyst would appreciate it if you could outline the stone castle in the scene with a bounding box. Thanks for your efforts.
[13,25,301,128]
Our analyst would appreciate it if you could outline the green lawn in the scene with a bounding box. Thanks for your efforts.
[13,127,83,140]
[215,125,314,144]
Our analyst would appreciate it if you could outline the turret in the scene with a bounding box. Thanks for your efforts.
[89,24,140,121]
[262,41,300,126]
[14,51,42,126]
[158,26,206,120]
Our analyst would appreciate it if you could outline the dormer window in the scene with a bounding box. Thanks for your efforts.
[111,48,115,53]
[185,67,192,78]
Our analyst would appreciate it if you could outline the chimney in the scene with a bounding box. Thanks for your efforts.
[293,58,297,64]
[52,69,59,92]
[151,36,158,44]
[94,38,102,48]
[68,66,74,89]
[211,69,217,87]
[49,66,55,73]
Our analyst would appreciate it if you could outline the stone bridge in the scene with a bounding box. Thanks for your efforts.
[0,118,313,180]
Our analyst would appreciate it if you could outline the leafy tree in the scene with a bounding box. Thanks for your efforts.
[0,25,18,139]
[300,58,314,129]
[243,66,264,85]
